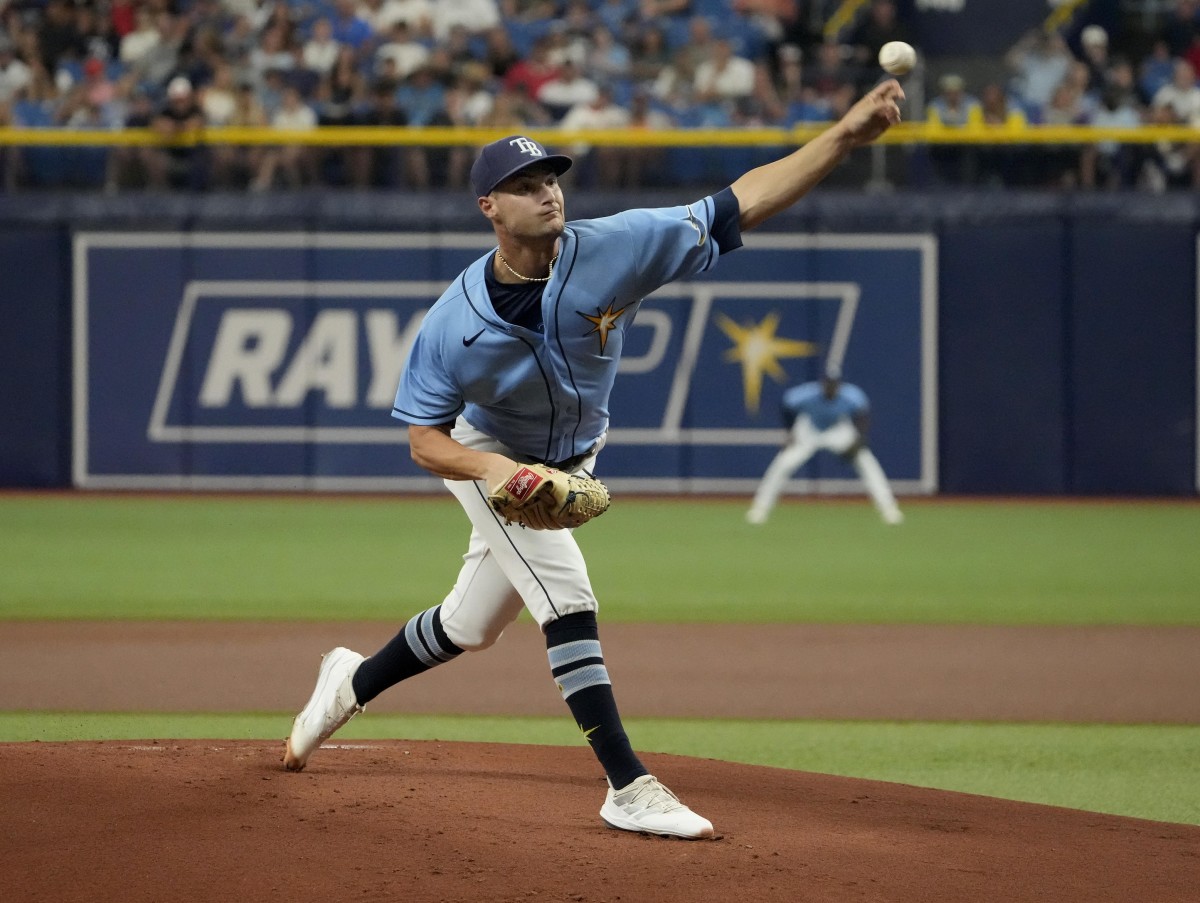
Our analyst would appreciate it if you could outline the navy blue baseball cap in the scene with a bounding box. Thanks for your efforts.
[470,135,573,198]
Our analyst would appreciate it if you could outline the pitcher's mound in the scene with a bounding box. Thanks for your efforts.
[2,739,1196,903]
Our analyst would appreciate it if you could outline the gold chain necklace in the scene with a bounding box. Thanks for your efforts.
[496,251,558,282]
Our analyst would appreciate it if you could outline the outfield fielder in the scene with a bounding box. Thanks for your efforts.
[746,369,904,525]
[284,79,906,839]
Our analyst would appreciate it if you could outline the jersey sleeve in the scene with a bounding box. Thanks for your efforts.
[391,329,464,426]
[613,194,740,294]
[842,384,870,415]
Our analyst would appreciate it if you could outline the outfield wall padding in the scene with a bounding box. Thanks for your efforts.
[0,190,1195,495]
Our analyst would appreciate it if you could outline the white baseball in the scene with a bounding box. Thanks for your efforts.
[878,41,916,76]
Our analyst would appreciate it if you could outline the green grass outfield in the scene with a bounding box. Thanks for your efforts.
[2,494,1199,825]
[2,494,1198,623]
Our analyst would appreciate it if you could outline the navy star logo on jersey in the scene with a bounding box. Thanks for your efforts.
[683,204,707,246]
[579,300,630,354]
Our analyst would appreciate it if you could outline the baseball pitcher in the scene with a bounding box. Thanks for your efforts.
[283,79,906,839]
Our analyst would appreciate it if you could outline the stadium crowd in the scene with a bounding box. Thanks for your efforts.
[0,0,1198,192]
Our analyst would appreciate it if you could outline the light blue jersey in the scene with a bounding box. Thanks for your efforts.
[782,381,869,431]
[393,197,733,464]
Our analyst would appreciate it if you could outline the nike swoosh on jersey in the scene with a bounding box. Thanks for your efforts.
[462,328,486,346]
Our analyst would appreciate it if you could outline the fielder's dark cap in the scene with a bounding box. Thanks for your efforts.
[470,135,572,198]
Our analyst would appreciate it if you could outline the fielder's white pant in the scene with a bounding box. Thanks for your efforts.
[747,416,902,524]
[436,419,603,652]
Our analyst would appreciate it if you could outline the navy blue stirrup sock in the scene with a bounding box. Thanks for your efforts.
[351,605,463,705]
[545,611,647,790]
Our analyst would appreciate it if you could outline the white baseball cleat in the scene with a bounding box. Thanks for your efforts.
[283,647,365,772]
[745,509,767,525]
[883,509,904,525]
[600,775,715,839]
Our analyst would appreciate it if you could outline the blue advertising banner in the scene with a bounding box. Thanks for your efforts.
[73,232,936,494]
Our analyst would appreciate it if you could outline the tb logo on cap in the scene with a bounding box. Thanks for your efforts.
[510,137,545,158]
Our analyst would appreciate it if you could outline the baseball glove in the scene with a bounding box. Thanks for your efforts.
[487,462,611,530]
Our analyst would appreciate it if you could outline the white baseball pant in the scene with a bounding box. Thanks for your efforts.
[435,418,603,652]
[747,416,902,524]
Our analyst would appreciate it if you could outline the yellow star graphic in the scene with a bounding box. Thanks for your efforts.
[578,723,599,743]
[579,301,630,354]
[715,311,819,414]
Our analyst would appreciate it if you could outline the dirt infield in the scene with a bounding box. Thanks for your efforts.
[3,621,1200,902]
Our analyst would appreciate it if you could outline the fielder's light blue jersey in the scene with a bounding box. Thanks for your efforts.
[393,198,732,464]
[783,381,869,431]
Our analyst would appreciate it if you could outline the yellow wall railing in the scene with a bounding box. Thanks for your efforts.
[0,123,1197,147]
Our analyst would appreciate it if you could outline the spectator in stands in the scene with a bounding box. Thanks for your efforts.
[149,75,208,190]
[694,36,756,108]
[107,85,156,190]
[1137,38,1174,104]
[208,78,268,189]
[1139,103,1200,191]
[974,81,1032,187]
[926,73,979,184]
[1103,56,1142,111]
[804,38,862,106]
[118,7,160,68]
[430,0,501,41]
[596,0,637,35]
[1184,32,1200,81]
[396,59,448,125]
[730,0,788,49]
[927,72,978,125]
[1160,0,1200,58]
[0,35,32,104]
[1077,24,1110,94]
[303,18,341,76]
[78,55,117,110]
[376,21,431,81]
[671,15,719,86]
[778,42,833,124]
[370,0,434,37]
[1062,59,1100,121]
[1004,28,1073,119]
[481,25,520,80]
[559,80,630,187]
[446,61,497,125]
[627,24,671,90]
[1151,58,1200,126]
[109,0,138,43]
[504,34,561,100]
[435,24,479,75]
[347,78,408,187]
[37,0,83,72]
[1080,83,1142,190]
[249,23,295,87]
[619,86,673,186]
[587,26,632,85]
[134,11,184,91]
[477,84,534,132]
[318,45,366,127]
[330,0,374,53]
[75,4,119,66]
[502,0,560,24]
[538,57,600,121]
[640,0,692,20]
[253,82,318,189]
[847,0,910,70]
[648,17,720,113]
[1037,79,1090,188]
[732,60,786,127]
